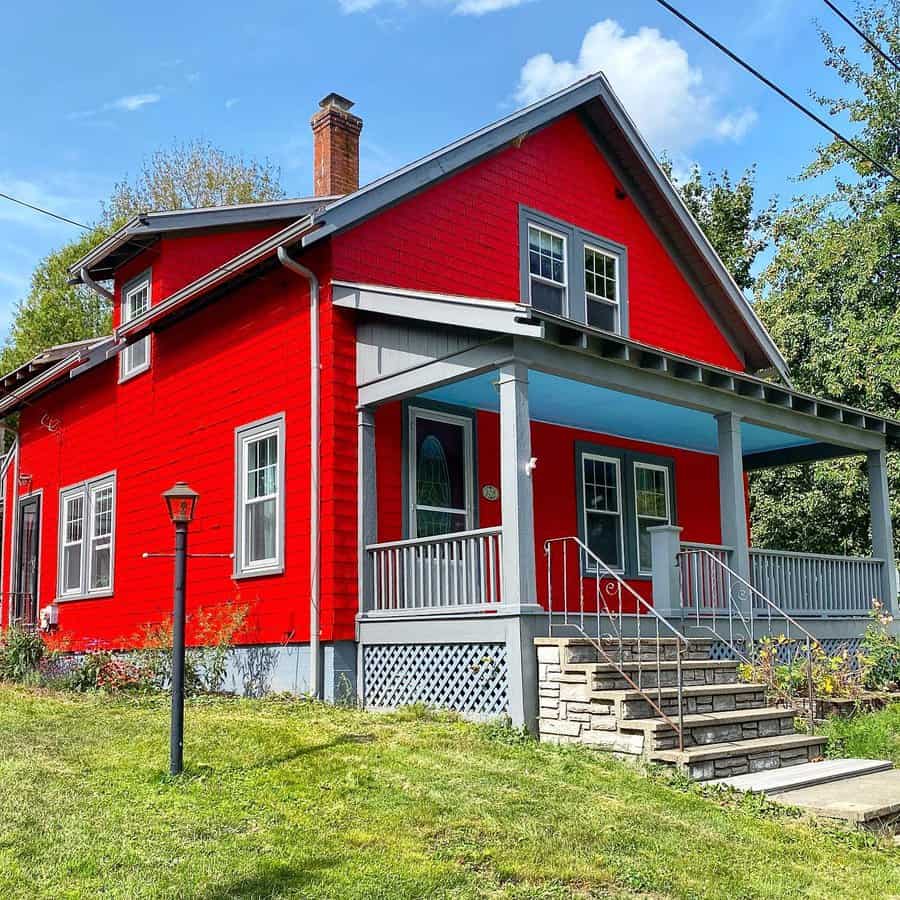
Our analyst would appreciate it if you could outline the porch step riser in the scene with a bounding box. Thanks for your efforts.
[650,716,796,751]
[563,644,712,665]
[590,667,738,692]
[685,742,826,781]
[621,690,767,720]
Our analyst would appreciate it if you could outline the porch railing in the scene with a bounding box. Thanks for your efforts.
[366,527,503,614]
[679,541,884,617]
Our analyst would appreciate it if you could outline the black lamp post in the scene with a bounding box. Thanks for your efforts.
[162,481,199,776]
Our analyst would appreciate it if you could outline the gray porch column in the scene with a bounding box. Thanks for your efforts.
[716,412,751,584]
[866,447,897,608]
[498,362,538,610]
[649,525,683,618]
[357,408,377,616]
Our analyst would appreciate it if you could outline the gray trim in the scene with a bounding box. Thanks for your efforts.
[518,206,629,337]
[358,409,377,617]
[233,412,286,578]
[743,442,858,470]
[574,440,676,578]
[402,399,479,540]
[866,448,898,607]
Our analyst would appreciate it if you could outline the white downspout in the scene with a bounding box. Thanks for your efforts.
[276,246,321,699]
[79,267,115,303]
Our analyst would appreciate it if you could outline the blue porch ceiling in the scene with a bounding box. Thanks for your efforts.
[421,371,817,456]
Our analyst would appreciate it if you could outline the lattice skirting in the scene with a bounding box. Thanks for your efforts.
[709,637,864,662]
[363,642,509,717]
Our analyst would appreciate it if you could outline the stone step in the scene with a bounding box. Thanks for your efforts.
[651,734,827,781]
[620,706,797,750]
[592,682,768,719]
[711,758,894,794]
[563,659,740,691]
[536,637,712,666]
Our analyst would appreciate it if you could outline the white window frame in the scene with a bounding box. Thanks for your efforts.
[526,223,569,317]
[59,490,85,597]
[633,462,672,575]
[120,270,152,382]
[407,406,474,539]
[234,413,286,578]
[56,473,116,601]
[88,480,115,592]
[583,243,620,333]
[580,453,625,575]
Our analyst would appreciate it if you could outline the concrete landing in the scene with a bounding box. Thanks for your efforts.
[712,758,893,794]
[777,770,900,829]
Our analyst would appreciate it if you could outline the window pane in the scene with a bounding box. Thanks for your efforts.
[65,496,83,543]
[587,299,617,331]
[247,435,278,499]
[91,544,111,590]
[530,279,564,315]
[527,225,565,286]
[636,467,668,518]
[125,337,148,373]
[583,457,619,513]
[125,284,149,321]
[93,487,113,538]
[415,419,466,513]
[64,545,81,592]
[416,510,467,539]
[246,497,277,563]
[586,511,622,569]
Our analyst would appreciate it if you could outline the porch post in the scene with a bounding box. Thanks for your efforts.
[716,412,751,584]
[357,408,377,616]
[866,447,897,608]
[498,362,537,610]
[649,525,683,618]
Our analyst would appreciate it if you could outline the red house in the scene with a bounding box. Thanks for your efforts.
[0,77,896,770]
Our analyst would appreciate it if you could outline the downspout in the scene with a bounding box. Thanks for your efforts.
[79,267,115,303]
[7,438,19,627]
[276,246,321,699]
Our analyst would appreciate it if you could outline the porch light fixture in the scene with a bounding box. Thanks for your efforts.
[161,481,199,776]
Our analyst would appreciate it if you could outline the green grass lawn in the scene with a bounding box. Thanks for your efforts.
[0,687,897,900]
[819,702,900,766]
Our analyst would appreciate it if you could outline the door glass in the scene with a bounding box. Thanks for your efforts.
[413,414,470,537]
[17,497,40,623]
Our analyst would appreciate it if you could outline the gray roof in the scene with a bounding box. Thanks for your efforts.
[71,72,786,378]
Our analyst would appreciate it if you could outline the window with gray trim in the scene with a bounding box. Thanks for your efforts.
[57,473,116,599]
[120,269,152,380]
[575,443,674,577]
[519,206,628,336]
[235,414,285,576]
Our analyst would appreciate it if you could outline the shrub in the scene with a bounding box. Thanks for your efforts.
[0,625,45,682]
[861,600,900,692]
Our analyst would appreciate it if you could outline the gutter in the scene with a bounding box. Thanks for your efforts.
[276,246,321,700]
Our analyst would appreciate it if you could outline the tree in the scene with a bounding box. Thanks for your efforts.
[750,0,900,557]
[663,161,775,291]
[1,142,284,374]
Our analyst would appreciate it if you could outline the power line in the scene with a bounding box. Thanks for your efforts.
[0,190,90,230]
[822,0,900,74]
[652,0,900,185]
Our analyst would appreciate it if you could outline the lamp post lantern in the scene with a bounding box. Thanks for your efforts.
[161,481,199,776]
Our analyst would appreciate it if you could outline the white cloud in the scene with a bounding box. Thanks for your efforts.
[337,0,532,15]
[515,19,757,155]
[107,93,160,112]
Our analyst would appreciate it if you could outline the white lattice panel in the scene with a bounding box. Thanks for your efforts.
[363,643,508,716]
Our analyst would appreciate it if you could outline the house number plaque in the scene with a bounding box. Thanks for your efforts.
[481,484,499,501]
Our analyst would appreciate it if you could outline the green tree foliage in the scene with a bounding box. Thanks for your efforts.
[1,141,284,375]
[663,161,775,291]
[750,0,900,559]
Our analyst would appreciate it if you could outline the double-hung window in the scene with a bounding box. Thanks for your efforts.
[120,270,151,380]
[235,414,285,577]
[527,224,568,316]
[57,473,116,599]
[576,444,674,577]
[521,207,627,335]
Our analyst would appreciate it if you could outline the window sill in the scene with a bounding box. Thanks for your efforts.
[232,564,284,581]
[55,590,114,603]
[118,362,150,384]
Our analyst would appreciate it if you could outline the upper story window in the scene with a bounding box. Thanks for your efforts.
[527,224,568,316]
[57,473,116,600]
[235,414,285,578]
[520,207,628,336]
[120,270,152,381]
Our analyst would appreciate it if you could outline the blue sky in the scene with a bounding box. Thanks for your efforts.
[0,0,869,338]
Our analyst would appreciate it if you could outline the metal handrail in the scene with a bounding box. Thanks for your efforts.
[678,547,821,730]
[545,535,689,750]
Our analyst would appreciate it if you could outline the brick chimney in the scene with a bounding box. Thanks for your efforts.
[311,93,363,197]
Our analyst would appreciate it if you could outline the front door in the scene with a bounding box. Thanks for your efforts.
[408,407,474,538]
[15,495,40,624]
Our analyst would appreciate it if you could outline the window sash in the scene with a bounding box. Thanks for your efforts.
[581,454,624,573]
[236,419,284,574]
[121,275,151,379]
[58,476,115,598]
[61,494,84,595]
[633,463,671,574]
[89,483,114,591]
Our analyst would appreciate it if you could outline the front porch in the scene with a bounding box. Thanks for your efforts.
[348,289,899,726]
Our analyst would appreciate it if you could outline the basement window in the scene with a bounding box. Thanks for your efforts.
[120,270,152,381]
[235,413,285,578]
[57,473,116,600]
